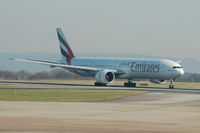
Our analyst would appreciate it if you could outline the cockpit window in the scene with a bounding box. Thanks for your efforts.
[173,66,182,69]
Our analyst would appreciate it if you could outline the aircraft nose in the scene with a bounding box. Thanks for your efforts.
[177,68,184,76]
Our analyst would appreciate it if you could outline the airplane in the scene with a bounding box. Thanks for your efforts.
[10,28,184,89]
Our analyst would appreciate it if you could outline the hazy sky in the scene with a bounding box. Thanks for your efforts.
[0,0,200,60]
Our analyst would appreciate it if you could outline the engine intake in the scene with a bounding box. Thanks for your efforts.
[95,70,115,84]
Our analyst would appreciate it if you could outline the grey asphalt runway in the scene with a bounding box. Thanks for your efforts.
[0,81,200,94]
[0,92,200,133]
[0,81,200,133]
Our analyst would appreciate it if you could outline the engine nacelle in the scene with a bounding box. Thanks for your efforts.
[95,70,115,84]
[149,79,166,84]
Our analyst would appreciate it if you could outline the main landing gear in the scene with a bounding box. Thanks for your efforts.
[169,80,174,89]
[94,82,107,86]
[124,80,136,87]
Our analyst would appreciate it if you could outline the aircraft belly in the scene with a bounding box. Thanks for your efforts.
[120,71,168,80]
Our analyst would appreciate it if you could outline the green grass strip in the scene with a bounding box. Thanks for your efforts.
[0,89,146,102]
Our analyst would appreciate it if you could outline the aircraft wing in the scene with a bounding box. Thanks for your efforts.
[8,58,125,75]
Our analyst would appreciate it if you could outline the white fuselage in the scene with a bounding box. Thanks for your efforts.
[68,57,184,80]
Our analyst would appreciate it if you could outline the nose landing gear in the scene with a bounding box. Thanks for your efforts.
[169,80,174,89]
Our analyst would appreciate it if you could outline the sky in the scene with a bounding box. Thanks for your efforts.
[0,0,200,60]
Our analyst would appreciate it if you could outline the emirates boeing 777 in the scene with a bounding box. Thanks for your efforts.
[10,28,184,88]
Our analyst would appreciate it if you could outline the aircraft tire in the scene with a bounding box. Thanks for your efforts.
[169,84,174,89]
[124,82,136,87]
[94,82,107,86]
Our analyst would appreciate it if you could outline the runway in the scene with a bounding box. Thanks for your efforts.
[0,81,200,94]
[0,92,200,133]
[0,81,200,133]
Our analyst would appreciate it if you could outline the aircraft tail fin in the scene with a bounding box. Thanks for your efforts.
[56,28,75,65]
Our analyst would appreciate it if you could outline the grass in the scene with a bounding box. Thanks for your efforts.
[0,89,146,102]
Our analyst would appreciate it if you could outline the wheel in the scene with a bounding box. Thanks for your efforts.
[132,82,136,87]
[169,84,174,89]
[94,82,107,86]
[124,82,136,87]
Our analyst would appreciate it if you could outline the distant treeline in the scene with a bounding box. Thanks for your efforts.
[0,69,89,80]
[0,69,200,82]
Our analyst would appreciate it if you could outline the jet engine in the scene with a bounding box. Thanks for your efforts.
[149,79,166,84]
[95,70,115,84]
